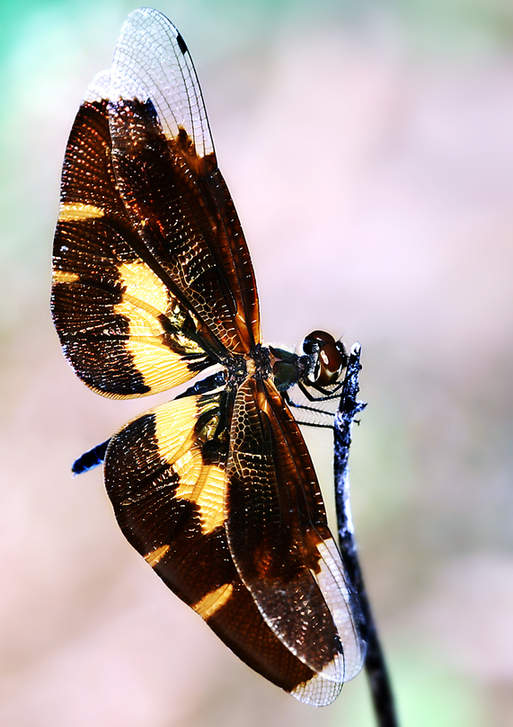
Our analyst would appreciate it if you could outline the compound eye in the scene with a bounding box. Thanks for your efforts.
[302,330,346,385]
[302,330,335,355]
[317,339,344,385]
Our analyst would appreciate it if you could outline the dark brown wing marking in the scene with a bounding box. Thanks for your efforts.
[107,7,260,353]
[52,101,212,398]
[226,377,365,683]
[104,392,341,705]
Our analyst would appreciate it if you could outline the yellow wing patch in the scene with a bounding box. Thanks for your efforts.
[153,396,198,461]
[144,544,170,567]
[113,260,204,393]
[53,270,80,284]
[59,202,104,221]
[153,396,227,535]
[116,261,169,316]
[120,335,194,392]
[175,461,226,534]
[192,583,233,620]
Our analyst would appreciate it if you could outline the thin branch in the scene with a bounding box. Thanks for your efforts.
[334,343,398,727]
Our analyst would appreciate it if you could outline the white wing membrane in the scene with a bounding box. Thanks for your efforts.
[315,537,365,680]
[85,69,110,102]
[109,7,214,158]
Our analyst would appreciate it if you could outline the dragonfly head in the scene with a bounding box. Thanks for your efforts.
[302,330,347,387]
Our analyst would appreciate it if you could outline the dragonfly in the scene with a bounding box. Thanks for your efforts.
[51,7,365,706]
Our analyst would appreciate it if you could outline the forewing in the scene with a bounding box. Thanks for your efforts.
[52,7,261,397]
[107,7,260,354]
[51,99,212,398]
[226,378,366,684]
[104,392,341,706]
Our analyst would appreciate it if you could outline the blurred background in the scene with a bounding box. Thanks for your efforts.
[1,0,512,725]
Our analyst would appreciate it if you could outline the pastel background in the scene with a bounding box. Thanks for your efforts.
[1,0,512,725]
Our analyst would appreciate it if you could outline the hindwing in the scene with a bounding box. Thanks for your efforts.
[104,388,362,705]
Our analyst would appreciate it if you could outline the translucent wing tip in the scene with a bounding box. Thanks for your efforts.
[119,6,180,44]
[110,5,214,159]
[85,69,110,102]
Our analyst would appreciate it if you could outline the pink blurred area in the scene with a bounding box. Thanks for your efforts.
[2,3,513,726]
